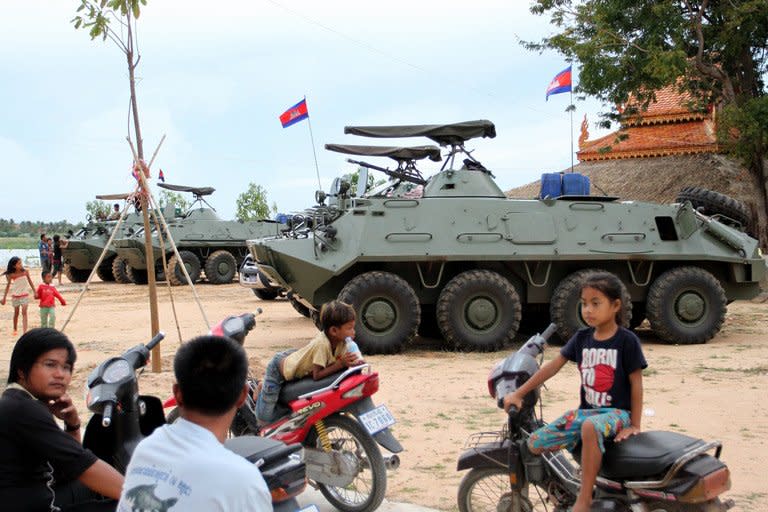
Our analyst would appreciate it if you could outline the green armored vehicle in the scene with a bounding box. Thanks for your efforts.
[114,183,284,285]
[247,120,765,354]
[62,194,144,283]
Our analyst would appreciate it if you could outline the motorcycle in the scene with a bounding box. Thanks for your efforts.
[456,323,735,512]
[81,331,307,511]
[163,312,403,512]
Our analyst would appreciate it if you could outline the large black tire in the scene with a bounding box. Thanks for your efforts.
[168,250,201,286]
[677,186,752,233]
[64,264,90,283]
[457,467,534,512]
[305,414,386,512]
[436,270,521,351]
[96,255,116,282]
[288,292,312,318]
[646,267,726,344]
[126,265,148,285]
[550,269,632,343]
[252,288,280,300]
[112,257,131,284]
[337,271,420,354]
[204,250,237,284]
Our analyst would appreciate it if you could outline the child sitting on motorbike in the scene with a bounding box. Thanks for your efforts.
[502,272,647,512]
[255,300,364,425]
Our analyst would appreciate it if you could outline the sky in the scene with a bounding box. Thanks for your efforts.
[1,0,612,223]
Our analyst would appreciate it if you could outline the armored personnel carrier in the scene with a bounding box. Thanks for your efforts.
[62,194,144,283]
[247,120,765,353]
[113,183,284,285]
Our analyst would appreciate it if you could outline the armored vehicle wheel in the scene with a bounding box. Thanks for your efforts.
[204,250,237,284]
[288,292,311,318]
[96,255,116,282]
[64,264,90,283]
[253,288,280,300]
[126,265,148,285]
[550,269,632,343]
[168,250,201,285]
[112,257,131,284]
[646,266,726,344]
[338,271,420,354]
[436,270,521,351]
[677,186,751,232]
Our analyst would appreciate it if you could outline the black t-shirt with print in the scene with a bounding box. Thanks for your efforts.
[0,388,98,512]
[561,326,647,412]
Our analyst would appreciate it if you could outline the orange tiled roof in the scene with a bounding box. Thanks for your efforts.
[578,85,718,161]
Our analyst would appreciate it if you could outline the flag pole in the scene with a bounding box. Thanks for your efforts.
[569,88,574,173]
[304,95,322,190]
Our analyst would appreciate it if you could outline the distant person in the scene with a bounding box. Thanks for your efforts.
[1,256,37,336]
[38,234,51,273]
[118,335,271,511]
[108,203,121,221]
[51,235,69,286]
[0,328,123,511]
[37,271,66,328]
[255,300,364,425]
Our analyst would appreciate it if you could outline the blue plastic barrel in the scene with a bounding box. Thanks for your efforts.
[562,173,590,196]
[540,173,563,199]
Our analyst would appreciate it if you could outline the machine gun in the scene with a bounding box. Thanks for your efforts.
[324,144,442,186]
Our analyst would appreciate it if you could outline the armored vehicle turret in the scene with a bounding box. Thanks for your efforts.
[62,194,144,283]
[248,120,765,353]
[113,183,284,285]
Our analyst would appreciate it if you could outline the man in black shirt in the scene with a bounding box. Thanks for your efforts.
[0,329,123,511]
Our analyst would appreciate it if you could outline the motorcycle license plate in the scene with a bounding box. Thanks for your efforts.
[359,404,396,435]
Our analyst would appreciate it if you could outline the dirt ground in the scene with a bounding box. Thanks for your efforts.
[1,280,766,511]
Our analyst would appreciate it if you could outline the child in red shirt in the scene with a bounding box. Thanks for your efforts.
[36,271,66,328]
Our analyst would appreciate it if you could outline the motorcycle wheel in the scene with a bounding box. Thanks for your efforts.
[305,414,386,512]
[457,467,538,512]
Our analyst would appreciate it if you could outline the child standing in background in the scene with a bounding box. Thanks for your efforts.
[36,271,66,328]
[1,257,37,336]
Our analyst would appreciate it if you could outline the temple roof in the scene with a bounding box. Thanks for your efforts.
[578,85,718,162]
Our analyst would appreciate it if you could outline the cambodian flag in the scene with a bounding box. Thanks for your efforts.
[279,98,309,128]
[545,66,572,100]
[158,169,165,182]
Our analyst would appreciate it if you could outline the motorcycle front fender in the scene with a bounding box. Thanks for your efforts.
[457,439,514,472]
[343,397,403,454]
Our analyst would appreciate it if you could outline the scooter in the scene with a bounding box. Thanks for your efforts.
[456,324,735,512]
[163,312,403,512]
[82,331,307,511]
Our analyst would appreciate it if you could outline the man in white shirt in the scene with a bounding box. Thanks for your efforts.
[117,335,272,512]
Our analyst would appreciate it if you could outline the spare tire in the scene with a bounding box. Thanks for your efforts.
[677,186,752,234]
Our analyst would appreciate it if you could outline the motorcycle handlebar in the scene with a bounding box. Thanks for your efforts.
[146,331,165,351]
[102,402,114,427]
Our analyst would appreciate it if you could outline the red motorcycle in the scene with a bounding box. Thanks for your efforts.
[163,312,402,512]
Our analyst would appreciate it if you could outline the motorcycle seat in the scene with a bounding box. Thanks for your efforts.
[278,369,358,403]
[599,430,707,480]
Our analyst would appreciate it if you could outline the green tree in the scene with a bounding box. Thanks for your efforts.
[85,200,112,220]
[235,183,277,221]
[526,0,768,240]
[347,169,386,195]
[158,190,190,212]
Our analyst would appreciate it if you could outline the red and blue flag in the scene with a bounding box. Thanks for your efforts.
[279,98,309,128]
[158,169,165,182]
[545,66,572,100]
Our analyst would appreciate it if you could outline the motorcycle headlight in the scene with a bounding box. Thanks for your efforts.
[102,359,132,384]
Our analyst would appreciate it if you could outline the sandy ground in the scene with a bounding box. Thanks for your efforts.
[1,280,766,511]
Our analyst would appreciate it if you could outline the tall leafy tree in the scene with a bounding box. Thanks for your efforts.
[85,200,112,221]
[236,183,277,221]
[526,0,768,239]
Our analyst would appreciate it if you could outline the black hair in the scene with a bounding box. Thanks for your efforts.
[40,233,46,240]
[41,270,52,279]
[8,328,77,384]
[319,300,356,334]
[53,234,61,246]
[173,335,248,415]
[582,271,627,325]
[3,256,22,276]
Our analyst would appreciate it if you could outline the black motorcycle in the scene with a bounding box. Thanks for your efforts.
[456,324,734,512]
[82,331,307,511]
